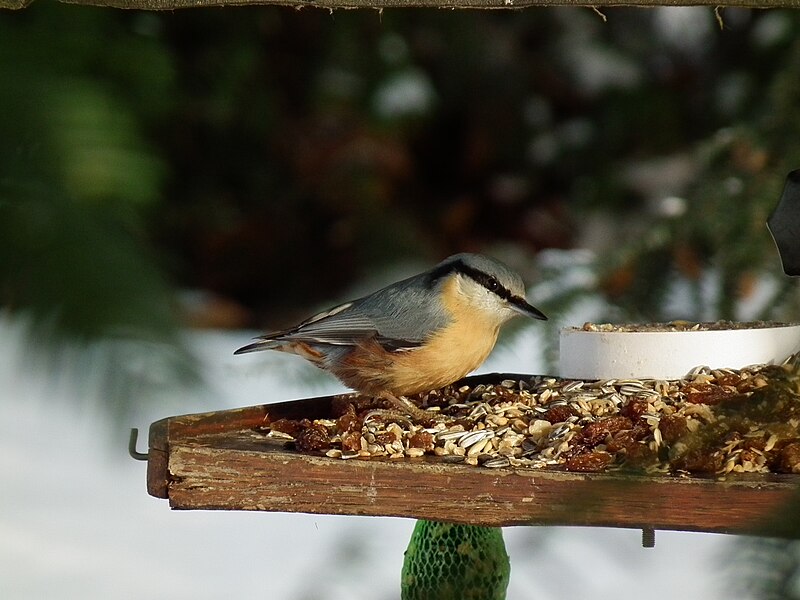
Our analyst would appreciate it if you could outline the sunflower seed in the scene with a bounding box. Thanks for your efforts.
[459,429,495,448]
[483,456,511,468]
[562,381,584,393]
[437,428,467,442]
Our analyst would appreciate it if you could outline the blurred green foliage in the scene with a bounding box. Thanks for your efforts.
[0,6,195,415]
[729,537,800,599]
[146,7,800,323]
[2,5,800,407]
[3,4,800,596]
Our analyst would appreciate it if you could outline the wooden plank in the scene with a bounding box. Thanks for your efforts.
[145,378,800,537]
[165,433,799,535]
[5,0,800,10]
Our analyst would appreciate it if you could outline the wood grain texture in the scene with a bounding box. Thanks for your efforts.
[165,435,798,533]
[145,379,800,537]
[4,0,800,10]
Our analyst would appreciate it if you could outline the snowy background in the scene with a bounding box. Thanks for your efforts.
[1,319,741,600]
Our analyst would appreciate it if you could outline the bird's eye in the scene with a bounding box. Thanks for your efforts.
[486,277,500,292]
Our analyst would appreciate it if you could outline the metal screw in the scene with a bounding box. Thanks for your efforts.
[642,527,656,548]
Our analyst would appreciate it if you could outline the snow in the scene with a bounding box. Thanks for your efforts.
[0,320,744,600]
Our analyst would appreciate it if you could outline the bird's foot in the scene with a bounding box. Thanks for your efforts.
[362,409,415,428]
[373,391,448,424]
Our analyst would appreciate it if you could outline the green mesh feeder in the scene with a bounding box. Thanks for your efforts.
[401,521,510,600]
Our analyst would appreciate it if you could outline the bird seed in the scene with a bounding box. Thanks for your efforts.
[261,354,800,476]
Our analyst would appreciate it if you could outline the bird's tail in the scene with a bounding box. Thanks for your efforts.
[233,338,282,355]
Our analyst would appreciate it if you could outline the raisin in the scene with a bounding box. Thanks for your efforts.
[336,404,362,434]
[716,373,743,388]
[543,405,577,424]
[579,416,633,446]
[607,425,649,453]
[742,436,767,452]
[659,415,688,444]
[671,449,723,473]
[375,430,400,445]
[340,430,362,453]
[295,423,331,452]
[625,440,656,464]
[685,383,735,405]
[564,451,613,472]
[620,400,648,421]
[408,430,435,451]
[778,442,800,473]
[268,418,306,437]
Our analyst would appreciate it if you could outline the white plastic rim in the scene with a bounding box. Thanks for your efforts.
[559,323,800,380]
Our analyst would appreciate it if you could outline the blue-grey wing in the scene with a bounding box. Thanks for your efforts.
[275,301,401,346]
[260,273,450,350]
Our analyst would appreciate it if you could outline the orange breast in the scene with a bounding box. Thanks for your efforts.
[329,276,503,396]
[385,324,499,395]
[384,277,501,395]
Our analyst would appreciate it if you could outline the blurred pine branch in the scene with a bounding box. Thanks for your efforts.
[0,9,197,418]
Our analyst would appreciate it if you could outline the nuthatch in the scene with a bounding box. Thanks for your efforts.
[235,253,547,419]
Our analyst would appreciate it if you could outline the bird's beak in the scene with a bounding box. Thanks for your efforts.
[510,297,548,320]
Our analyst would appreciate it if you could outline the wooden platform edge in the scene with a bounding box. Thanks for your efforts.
[143,379,800,537]
[146,402,276,498]
[161,440,800,536]
[146,418,169,499]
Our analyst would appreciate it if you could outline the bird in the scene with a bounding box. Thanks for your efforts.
[234,253,547,419]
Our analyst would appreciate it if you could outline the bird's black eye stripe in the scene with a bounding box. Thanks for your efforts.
[464,267,512,300]
[427,259,513,300]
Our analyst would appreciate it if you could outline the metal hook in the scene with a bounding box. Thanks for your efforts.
[129,428,149,461]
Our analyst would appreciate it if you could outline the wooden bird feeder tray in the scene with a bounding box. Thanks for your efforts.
[144,371,800,538]
[141,172,800,536]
